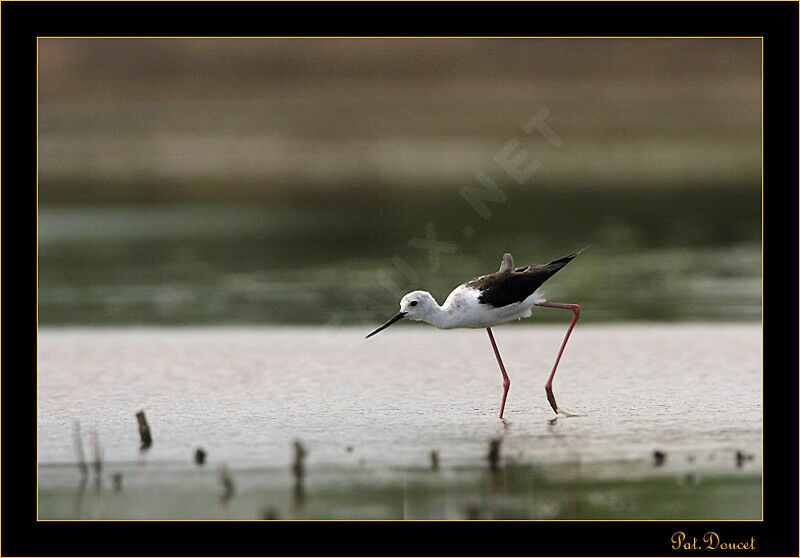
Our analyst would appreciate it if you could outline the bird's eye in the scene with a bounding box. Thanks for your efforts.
[409,301,418,306]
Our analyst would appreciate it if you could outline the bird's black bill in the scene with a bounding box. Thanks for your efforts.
[365,312,407,338]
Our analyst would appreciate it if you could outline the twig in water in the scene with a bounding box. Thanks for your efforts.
[195,447,207,465]
[218,465,235,504]
[292,440,307,482]
[291,440,307,514]
[735,450,753,468]
[136,411,153,452]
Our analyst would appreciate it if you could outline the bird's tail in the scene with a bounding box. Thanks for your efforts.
[546,246,588,269]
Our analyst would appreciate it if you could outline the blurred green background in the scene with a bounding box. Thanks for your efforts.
[37,38,761,325]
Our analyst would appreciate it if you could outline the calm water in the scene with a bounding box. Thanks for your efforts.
[38,324,762,468]
[37,186,761,326]
[37,324,762,519]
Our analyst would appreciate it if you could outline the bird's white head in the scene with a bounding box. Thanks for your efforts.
[399,290,438,321]
[365,290,439,338]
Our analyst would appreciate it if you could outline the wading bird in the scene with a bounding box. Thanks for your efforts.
[366,251,582,418]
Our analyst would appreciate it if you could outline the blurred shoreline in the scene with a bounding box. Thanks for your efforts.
[37,38,761,325]
[39,39,760,204]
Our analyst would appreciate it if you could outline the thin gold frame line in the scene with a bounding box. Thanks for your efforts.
[37,35,765,38]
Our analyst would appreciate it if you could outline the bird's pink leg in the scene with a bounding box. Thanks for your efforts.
[486,327,510,419]
[535,302,581,415]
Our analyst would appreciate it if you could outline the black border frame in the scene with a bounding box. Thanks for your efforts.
[3,1,798,556]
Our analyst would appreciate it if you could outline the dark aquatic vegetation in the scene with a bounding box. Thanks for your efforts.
[38,457,762,520]
[653,450,667,467]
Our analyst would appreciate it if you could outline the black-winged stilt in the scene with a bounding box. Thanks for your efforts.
[366,251,582,418]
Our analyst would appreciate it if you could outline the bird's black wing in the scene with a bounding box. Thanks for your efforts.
[466,252,579,308]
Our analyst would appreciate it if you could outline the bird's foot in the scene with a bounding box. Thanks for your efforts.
[546,386,582,417]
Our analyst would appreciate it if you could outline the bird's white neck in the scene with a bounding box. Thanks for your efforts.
[416,299,462,329]
[421,305,449,329]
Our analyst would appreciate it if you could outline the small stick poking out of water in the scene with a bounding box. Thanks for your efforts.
[136,411,153,452]
[292,440,307,482]
[291,440,307,515]
[735,450,753,468]
[653,450,666,467]
[487,438,502,471]
[195,447,207,465]
[218,465,235,504]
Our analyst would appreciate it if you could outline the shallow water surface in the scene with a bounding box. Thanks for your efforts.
[38,324,761,466]
[37,324,762,519]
